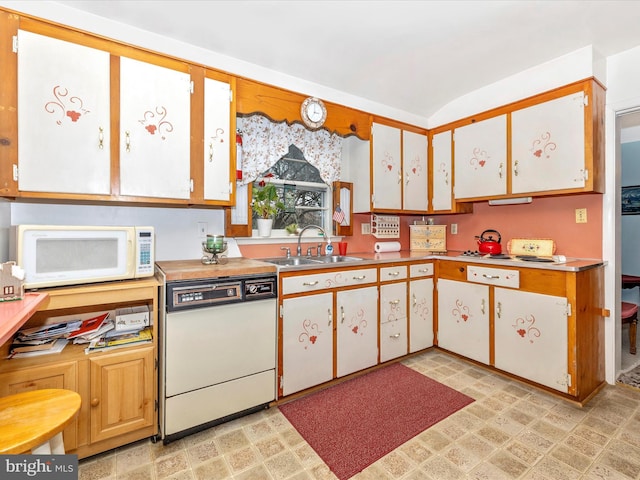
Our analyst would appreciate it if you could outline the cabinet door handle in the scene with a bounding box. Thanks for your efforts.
[397,171,402,184]
[327,308,332,326]
[209,141,214,162]
[98,127,104,150]
[388,271,400,277]
[125,130,131,152]
[405,172,410,186]
[418,268,429,273]
[302,280,319,286]
[412,293,417,307]
[445,171,449,186]
[481,298,485,315]
[514,159,519,176]
[389,299,400,305]
[496,301,502,319]
[352,275,366,280]
[390,333,401,339]
[341,305,345,323]
[482,274,500,279]
[499,162,503,179]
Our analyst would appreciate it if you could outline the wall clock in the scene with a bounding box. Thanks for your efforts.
[301,97,327,129]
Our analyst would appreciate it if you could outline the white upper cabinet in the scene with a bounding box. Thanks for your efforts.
[454,115,507,200]
[431,130,453,211]
[119,57,192,199]
[371,122,402,210]
[511,92,586,194]
[402,130,428,211]
[203,77,232,202]
[17,30,111,194]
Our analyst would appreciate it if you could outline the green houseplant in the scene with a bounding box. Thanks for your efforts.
[252,174,284,219]
[252,174,284,237]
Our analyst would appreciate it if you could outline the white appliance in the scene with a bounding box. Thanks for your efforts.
[158,273,277,444]
[12,225,155,289]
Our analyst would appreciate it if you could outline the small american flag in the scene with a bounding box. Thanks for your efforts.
[333,205,346,225]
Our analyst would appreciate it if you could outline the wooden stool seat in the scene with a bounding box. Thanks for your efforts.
[0,389,81,454]
[621,301,638,355]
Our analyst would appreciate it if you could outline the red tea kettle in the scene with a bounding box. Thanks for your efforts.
[476,229,502,254]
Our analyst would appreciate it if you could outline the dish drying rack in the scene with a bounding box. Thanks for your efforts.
[201,242,228,265]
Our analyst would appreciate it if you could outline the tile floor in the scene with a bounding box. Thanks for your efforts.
[78,350,640,480]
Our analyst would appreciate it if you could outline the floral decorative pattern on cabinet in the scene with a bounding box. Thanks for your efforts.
[299,318,323,348]
[470,147,489,169]
[139,106,173,139]
[412,295,430,323]
[452,299,471,323]
[347,308,368,336]
[512,314,541,344]
[381,151,397,173]
[46,86,90,124]
[530,132,557,159]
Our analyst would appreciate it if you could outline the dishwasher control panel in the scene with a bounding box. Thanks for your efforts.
[166,275,277,311]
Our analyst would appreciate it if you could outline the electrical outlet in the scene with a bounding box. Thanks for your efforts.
[575,208,587,224]
[197,222,207,237]
[451,223,458,234]
[361,222,371,235]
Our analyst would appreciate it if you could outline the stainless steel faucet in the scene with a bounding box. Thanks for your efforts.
[297,225,327,256]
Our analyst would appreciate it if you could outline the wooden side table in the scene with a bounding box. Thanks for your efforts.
[0,389,81,454]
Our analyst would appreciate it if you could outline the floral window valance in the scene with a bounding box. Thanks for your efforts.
[238,114,343,185]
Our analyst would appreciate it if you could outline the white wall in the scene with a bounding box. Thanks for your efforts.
[8,202,225,261]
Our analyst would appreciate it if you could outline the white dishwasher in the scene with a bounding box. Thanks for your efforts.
[158,273,277,444]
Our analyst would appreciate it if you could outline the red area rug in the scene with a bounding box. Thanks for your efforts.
[279,362,474,479]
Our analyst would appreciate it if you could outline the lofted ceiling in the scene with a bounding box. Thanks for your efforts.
[43,1,640,121]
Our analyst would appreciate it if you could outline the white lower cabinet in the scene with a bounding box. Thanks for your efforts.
[494,288,569,393]
[437,279,490,364]
[281,293,333,396]
[379,282,408,362]
[409,277,434,352]
[336,286,379,377]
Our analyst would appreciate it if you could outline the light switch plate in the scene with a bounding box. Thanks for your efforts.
[361,222,371,235]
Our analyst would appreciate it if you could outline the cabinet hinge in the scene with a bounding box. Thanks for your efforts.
[12,35,17,53]
[228,89,233,103]
[155,400,159,412]
[565,303,572,317]
[583,94,589,107]
[189,179,194,193]
[279,375,283,390]
[189,81,194,94]
[583,169,589,181]
[559,373,572,387]
[12,164,18,182]
[279,305,283,318]
[228,182,233,195]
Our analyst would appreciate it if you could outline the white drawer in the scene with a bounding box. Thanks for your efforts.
[282,268,378,295]
[410,263,434,278]
[380,265,408,282]
[467,265,520,288]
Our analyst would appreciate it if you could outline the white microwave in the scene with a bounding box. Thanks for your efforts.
[11,225,155,289]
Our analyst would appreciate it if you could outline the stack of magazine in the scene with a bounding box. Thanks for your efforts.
[10,311,152,358]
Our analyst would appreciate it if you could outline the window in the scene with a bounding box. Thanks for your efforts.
[252,145,330,233]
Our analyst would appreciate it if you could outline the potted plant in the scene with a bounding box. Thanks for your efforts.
[252,174,284,236]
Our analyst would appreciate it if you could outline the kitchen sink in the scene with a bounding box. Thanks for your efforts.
[314,255,364,263]
[257,256,325,267]
[258,255,364,267]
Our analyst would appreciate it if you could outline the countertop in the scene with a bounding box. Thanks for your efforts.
[258,250,605,273]
[156,258,278,282]
[155,251,604,282]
